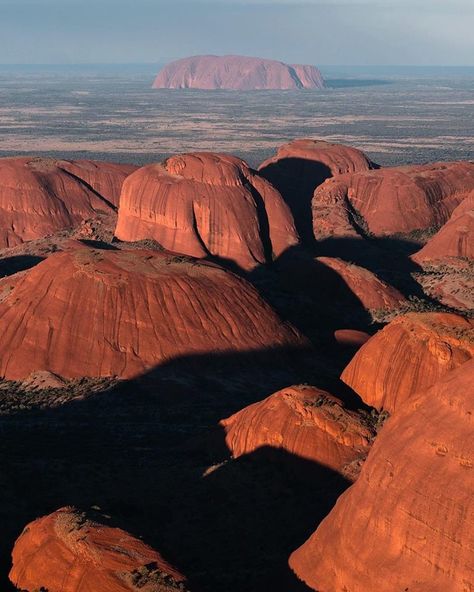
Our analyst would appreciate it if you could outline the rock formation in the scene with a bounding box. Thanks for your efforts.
[220,385,374,479]
[115,152,299,270]
[312,161,474,240]
[9,507,188,592]
[413,193,474,262]
[289,359,474,592]
[314,256,407,313]
[0,157,135,248]
[341,312,474,413]
[0,244,307,380]
[152,55,324,90]
[259,139,376,242]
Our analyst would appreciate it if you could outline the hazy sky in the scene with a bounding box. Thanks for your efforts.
[0,0,472,65]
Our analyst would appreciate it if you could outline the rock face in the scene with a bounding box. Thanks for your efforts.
[413,193,474,262]
[115,152,299,271]
[152,55,325,90]
[314,256,407,313]
[9,507,188,592]
[312,161,474,240]
[341,312,474,413]
[259,140,376,242]
[0,157,136,248]
[289,360,474,592]
[220,385,374,478]
[0,245,306,380]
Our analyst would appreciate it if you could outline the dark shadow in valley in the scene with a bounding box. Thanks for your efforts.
[0,255,45,277]
[259,158,332,245]
[0,346,356,591]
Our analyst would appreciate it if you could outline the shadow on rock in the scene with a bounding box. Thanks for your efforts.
[0,345,356,591]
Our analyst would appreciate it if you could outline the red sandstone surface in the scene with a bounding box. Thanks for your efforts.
[0,244,306,380]
[9,507,188,592]
[115,152,299,270]
[153,55,324,90]
[289,359,474,592]
[0,157,135,248]
[312,161,474,240]
[220,385,374,478]
[341,312,474,413]
[315,256,407,312]
[413,193,474,262]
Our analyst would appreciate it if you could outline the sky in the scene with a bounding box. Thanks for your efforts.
[0,0,473,66]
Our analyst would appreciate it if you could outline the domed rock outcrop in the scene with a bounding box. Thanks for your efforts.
[0,244,307,380]
[314,256,407,313]
[312,161,474,240]
[258,139,376,242]
[220,385,375,479]
[0,157,136,248]
[341,312,474,413]
[412,193,474,263]
[289,359,474,592]
[9,506,189,592]
[115,152,299,271]
[152,55,325,90]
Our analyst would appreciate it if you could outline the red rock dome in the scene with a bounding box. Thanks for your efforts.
[289,360,474,592]
[0,157,136,248]
[312,161,474,240]
[220,385,374,478]
[152,55,324,90]
[341,312,474,413]
[0,244,306,380]
[259,139,376,242]
[115,152,299,270]
[314,256,406,313]
[412,192,474,262]
[9,506,188,592]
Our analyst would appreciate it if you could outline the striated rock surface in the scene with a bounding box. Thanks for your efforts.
[289,360,474,592]
[315,256,407,313]
[115,152,299,270]
[0,244,307,380]
[413,193,474,262]
[153,55,324,90]
[259,139,376,242]
[341,312,474,413]
[9,506,188,592]
[312,161,474,240]
[220,385,374,478]
[0,157,135,248]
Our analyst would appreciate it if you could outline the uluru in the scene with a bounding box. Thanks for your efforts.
[152,55,325,90]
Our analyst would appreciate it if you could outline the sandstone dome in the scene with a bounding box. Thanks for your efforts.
[312,161,474,240]
[341,312,474,413]
[9,506,189,592]
[289,359,474,592]
[0,244,307,380]
[0,156,135,248]
[115,152,299,271]
[221,385,374,478]
[259,139,376,242]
